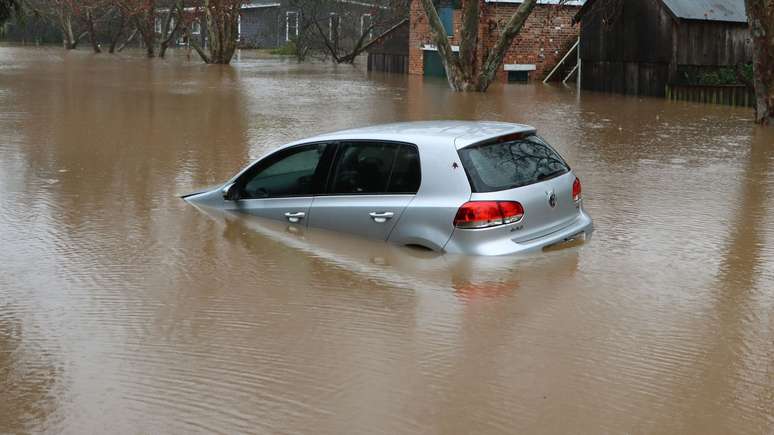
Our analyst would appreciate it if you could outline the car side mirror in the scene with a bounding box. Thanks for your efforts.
[222,183,238,200]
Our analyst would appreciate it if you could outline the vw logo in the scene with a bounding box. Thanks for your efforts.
[548,191,557,208]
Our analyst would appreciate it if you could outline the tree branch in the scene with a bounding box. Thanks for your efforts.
[478,0,538,91]
[418,0,462,90]
[338,18,408,64]
[312,17,342,63]
[117,28,137,52]
[184,25,211,63]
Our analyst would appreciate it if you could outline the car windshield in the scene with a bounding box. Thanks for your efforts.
[458,135,569,192]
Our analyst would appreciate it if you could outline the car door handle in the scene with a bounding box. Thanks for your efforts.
[369,211,395,223]
[284,212,306,223]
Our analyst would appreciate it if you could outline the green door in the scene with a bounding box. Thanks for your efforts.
[423,50,446,78]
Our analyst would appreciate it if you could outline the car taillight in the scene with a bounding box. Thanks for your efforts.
[454,201,524,229]
[573,177,582,202]
[498,201,525,224]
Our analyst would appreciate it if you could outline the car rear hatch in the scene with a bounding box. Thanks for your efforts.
[456,133,581,243]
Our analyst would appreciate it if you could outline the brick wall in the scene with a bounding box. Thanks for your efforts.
[409,0,580,82]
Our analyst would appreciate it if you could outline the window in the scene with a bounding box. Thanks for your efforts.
[458,136,569,192]
[329,142,420,195]
[361,14,373,39]
[387,145,421,193]
[329,13,340,41]
[508,71,529,83]
[155,17,162,34]
[240,144,326,199]
[191,21,201,35]
[286,11,298,41]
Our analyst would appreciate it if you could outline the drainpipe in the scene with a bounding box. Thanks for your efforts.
[576,37,582,92]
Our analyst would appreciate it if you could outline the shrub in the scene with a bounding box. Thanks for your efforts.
[270,41,297,56]
[698,65,753,86]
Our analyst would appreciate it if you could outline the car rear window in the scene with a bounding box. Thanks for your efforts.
[458,135,569,192]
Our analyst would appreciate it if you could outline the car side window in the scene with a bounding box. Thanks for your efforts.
[387,145,421,193]
[330,142,399,194]
[240,144,326,199]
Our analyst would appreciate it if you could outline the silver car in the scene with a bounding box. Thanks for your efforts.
[183,121,593,256]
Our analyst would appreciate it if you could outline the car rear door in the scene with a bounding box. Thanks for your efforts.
[308,141,421,241]
[231,142,333,226]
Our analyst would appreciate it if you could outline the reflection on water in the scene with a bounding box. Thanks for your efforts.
[0,46,772,434]
[0,307,60,433]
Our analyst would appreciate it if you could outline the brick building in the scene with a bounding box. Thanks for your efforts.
[409,0,584,82]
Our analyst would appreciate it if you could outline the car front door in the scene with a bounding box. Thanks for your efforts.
[309,141,421,241]
[230,142,332,226]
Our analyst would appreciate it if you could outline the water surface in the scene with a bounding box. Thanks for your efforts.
[0,47,772,434]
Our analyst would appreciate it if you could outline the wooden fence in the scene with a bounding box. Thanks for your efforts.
[665,84,755,108]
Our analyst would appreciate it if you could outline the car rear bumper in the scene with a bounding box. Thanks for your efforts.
[444,210,593,256]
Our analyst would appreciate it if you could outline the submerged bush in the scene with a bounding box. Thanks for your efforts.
[270,41,298,56]
[697,65,753,86]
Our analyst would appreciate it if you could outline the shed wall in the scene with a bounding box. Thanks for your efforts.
[675,21,751,66]
[240,7,284,48]
[579,0,753,98]
[579,0,674,97]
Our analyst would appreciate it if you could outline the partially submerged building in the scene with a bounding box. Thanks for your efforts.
[238,1,297,49]
[367,20,410,73]
[574,0,751,97]
[408,0,585,83]
[238,0,386,49]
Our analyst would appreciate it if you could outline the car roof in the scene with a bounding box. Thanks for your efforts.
[300,121,536,149]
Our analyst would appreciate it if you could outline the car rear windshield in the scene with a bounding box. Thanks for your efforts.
[458,135,569,192]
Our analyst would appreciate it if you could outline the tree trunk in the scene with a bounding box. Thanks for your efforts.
[185,25,211,63]
[59,10,76,49]
[418,0,538,92]
[200,0,240,64]
[476,0,537,91]
[457,0,480,86]
[135,14,156,58]
[109,13,126,54]
[745,0,774,125]
[86,10,101,54]
[117,28,138,53]
[417,0,466,90]
[312,18,343,62]
[159,2,183,59]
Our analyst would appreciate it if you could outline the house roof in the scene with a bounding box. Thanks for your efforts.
[575,0,747,24]
[662,0,747,23]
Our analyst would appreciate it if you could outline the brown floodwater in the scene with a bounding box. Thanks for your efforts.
[1,46,772,434]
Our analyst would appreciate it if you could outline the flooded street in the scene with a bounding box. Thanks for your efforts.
[1,46,772,434]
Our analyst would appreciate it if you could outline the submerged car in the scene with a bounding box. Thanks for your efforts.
[183,121,593,256]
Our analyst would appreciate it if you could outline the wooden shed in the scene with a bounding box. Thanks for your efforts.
[574,0,752,97]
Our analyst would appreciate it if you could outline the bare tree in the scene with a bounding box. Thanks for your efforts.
[77,0,110,53]
[105,6,128,53]
[177,0,243,64]
[116,0,156,57]
[25,0,84,49]
[418,0,543,92]
[26,0,113,52]
[157,0,183,58]
[291,0,409,64]
[744,0,774,125]
[0,0,22,25]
